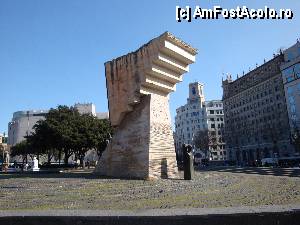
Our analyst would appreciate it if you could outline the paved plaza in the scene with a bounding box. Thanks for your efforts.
[0,168,300,211]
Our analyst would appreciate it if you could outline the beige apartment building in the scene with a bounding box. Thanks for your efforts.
[222,54,294,165]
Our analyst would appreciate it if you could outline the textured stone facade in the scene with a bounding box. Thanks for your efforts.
[95,32,197,179]
[222,55,294,165]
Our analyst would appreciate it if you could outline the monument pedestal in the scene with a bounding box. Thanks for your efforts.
[95,32,197,179]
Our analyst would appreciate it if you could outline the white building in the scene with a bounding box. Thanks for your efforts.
[175,82,207,148]
[174,82,226,161]
[205,100,226,160]
[8,110,48,146]
[96,112,109,120]
[74,103,96,116]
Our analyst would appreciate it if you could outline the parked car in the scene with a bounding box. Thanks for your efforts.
[194,153,202,166]
[261,158,278,167]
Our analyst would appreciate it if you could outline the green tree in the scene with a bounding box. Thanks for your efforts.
[193,129,211,159]
[23,105,112,166]
[28,120,59,163]
[90,118,112,160]
[10,140,34,163]
[45,105,80,164]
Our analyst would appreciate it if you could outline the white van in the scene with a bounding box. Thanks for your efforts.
[261,158,278,166]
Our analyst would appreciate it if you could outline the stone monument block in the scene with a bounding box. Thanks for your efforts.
[95,32,197,179]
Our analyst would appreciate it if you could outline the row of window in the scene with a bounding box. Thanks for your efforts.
[211,150,227,156]
[210,123,224,129]
[175,118,206,128]
[209,117,224,122]
[209,110,223,114]
[282,63,300,83]
[225,76,280,105]
[225,90,285,119]
[225,87,280,110]
[286,47,300,61]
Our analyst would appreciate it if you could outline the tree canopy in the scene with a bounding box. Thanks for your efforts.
[193,129,211,159]
[11,105,112,164]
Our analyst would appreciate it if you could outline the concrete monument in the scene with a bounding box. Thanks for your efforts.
[95,32,197,179]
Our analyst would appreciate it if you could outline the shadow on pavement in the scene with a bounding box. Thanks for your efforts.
[0,171,170,180]
[197,167,300,177]
[0,171,101,180]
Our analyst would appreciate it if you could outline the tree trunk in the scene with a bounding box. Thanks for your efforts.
[64,153,69,165]
[58,149,62,165]
[48,152,51,164]
[97,150,103,160]
[80,154,85,169]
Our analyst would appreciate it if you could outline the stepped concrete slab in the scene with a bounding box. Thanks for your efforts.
[95,32,197,179]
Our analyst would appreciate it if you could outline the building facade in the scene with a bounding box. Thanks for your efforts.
[174,82,225,160]
[222,54,294,165]
[205,100,226,160]
[281,41,300,135]
[0,133,8,144]
[8,110,48,146]
[74,103,96,116]
[175,82,206,149]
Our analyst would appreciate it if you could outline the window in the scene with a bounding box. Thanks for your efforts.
[291,105,296,113]
[210,110,214,114]
[287,87,294,96]
[289,96,295,104]
[211,124,215,128]
[287,52,295,61]
[282,67,294,82]
[294,63,300,78]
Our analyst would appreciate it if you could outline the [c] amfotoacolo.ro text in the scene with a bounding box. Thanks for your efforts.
[176,5,294,22]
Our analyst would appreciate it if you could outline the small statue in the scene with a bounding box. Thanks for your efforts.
[182,144,194,180]
[32,156,40,172]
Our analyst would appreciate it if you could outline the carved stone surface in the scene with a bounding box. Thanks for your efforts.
[95,32,197,179]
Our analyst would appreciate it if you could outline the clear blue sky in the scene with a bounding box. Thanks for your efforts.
[1,0,300,133]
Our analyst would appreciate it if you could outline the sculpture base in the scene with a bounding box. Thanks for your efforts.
[95,94,178,179]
